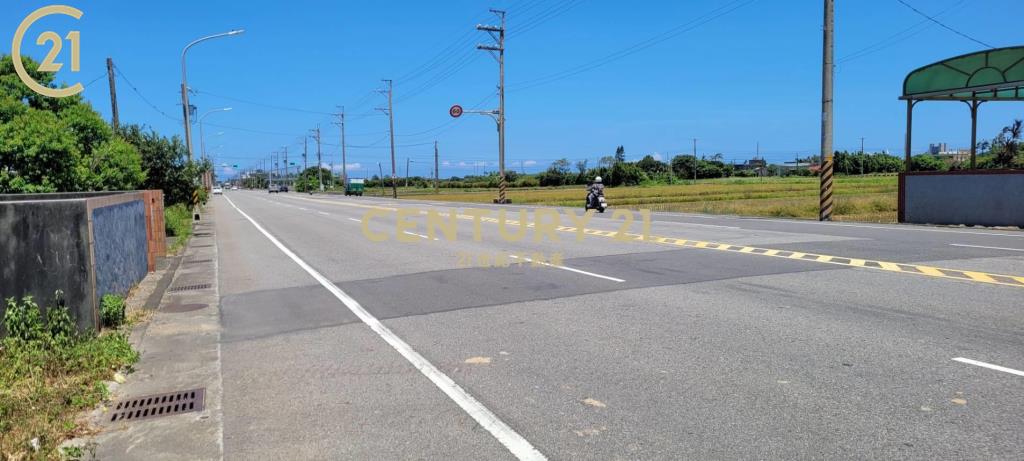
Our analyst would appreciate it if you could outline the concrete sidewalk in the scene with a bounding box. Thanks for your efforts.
[89,204,224,460]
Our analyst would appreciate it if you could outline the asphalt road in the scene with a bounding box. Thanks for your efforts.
[213,190,1024,460]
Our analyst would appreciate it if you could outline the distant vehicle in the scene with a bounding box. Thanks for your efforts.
[345,178,365,196]
[280,185,289,193]
[231,185,239,190]
[268,184,281,193]
[212,186,223,195]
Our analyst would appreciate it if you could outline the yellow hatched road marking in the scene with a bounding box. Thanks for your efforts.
[282,194,1024,289]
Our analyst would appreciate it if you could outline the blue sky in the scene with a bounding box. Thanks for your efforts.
[5,0,1022,178]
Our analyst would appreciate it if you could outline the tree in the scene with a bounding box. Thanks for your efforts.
[993,119,1022,168]
[671,155,696,179]
[911,154,947,171]
[614,145,626,164]
[608,161,644,186]
[598,156,616,168]
[0,54,146,193]
[636,154,668,175]
[118,125,193,205]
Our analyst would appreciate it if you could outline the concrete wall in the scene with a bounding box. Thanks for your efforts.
[92,199,148,302]
[0,198,96,331]
[900,171,1024,227]
[0,191,162,334]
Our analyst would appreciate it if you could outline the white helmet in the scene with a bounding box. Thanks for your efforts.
[594,176,602,183]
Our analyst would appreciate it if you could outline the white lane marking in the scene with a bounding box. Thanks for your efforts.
[298,207,310,211]
[404,231,437,240]
[347,218,361,223]
[317,211,330,216]
[222,195,545,461]
[950,243,1024,252]
[659,221,740,230]
[508,255,625,282]
[952,357,1024,377]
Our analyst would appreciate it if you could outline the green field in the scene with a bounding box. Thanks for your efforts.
[383,176,899,223]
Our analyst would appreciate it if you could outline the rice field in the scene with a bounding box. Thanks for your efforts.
[390,176,899,223]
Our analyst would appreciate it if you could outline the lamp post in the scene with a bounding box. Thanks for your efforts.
[180,29,244,161]
[198,107,231,190]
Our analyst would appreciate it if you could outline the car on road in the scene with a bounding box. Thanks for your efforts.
[231,185,239,190]
[212,186,223,195]
[280,185,289,193]
[268,184,281,193]
[345,178,365,196]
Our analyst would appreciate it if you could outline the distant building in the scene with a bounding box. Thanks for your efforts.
[929,143,948,155]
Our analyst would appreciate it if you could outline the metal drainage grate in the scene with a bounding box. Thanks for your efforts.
[167,283,211,293]
[185,259,213,264]
[110,388,205,422]
[194,232,212,237]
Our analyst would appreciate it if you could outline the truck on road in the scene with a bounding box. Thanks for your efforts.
[345,178,365,196]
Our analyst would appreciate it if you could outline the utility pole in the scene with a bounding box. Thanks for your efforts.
[283,146,289,188]
[405,157,411,188]
[335,106,348,186]
[303,136,308,190]
[311,126,323,192]
[819,0,835,221]
[375,79,398,198]
[106,57,119,131]
[859,137,865,175]
[434,140,440,192]
[692,138,698,182]
[477,9,508,204]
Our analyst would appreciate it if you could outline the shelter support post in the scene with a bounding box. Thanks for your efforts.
[904,99,915,172]
[968,99,981,169]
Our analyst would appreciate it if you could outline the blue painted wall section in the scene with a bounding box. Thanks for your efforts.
[92,200,148,300]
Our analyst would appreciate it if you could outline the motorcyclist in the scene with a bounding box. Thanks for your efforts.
[587,176,605,208]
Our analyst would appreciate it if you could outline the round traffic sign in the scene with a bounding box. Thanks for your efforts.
[449,104,463,118]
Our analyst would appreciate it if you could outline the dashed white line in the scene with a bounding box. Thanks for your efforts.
[317,211,330,216]
[950,243,1024,252]
[222,195,546,461]
[508,255,625,282]
[347,218,361,223]
[953,357,1024,377]
[403,231,436,240]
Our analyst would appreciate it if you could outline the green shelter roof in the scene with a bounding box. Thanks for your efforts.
[901,46,1024,101]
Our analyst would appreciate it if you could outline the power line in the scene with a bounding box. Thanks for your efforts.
[193,89,334,115]
[510,0,757,91]
[839,0,967,64]
[893,0,993,49]
[112,64,180,122]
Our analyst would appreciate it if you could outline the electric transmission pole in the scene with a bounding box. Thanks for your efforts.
[106,57,119,130]
[819,0,835,221]
[477,9,507,203]
[283,146,289,188]
[434,140,439,192]
[311,126,323,191]
[376,80,398,198]
[335,106,348,186]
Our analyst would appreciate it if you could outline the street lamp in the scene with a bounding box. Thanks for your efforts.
[180,29,244,161]
[199,107,232,161]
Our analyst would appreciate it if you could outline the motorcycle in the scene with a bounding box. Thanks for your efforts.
[585,192,608,213]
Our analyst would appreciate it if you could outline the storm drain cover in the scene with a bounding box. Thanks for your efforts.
[168,283,211,293]
[110,388,205,422]
[186,259,213,264]
[162,303,208,313]
[194,232,212,237]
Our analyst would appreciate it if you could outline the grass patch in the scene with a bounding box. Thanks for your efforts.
[164,203,193,255]
[0,295,139,460]
[400,176,898,222]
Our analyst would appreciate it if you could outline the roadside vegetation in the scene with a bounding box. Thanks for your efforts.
[164,203,194,254]
[0,293,137,460]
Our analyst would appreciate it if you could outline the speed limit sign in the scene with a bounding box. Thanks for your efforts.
[449,104,463,118]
